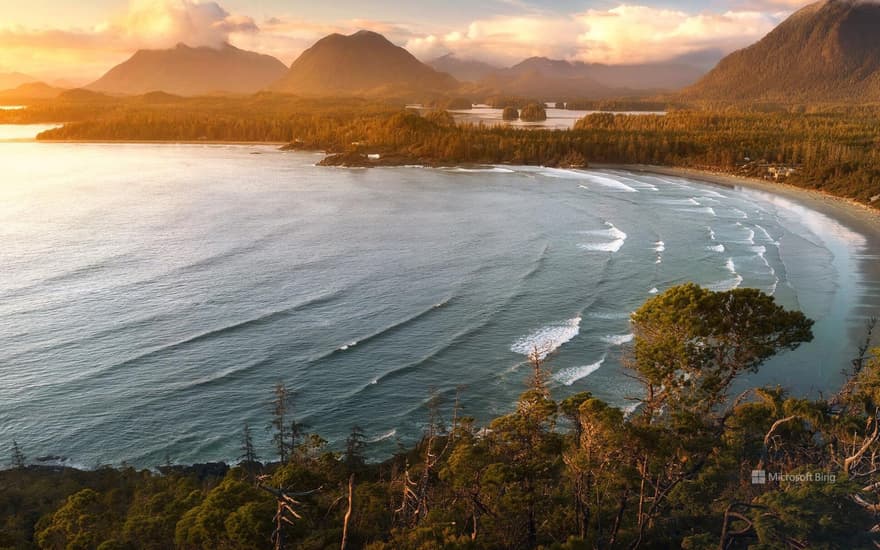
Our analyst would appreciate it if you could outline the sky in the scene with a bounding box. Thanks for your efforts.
[0,0,811,84]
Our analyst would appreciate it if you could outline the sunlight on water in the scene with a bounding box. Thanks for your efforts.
[0,142,875,467]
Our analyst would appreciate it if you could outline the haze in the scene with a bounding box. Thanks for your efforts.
[0,0,808,84]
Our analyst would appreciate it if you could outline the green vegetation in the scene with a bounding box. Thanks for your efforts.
[4,285,880,549]
[5,94,880,207]
[501,106,519,121]
[519,103,547,122]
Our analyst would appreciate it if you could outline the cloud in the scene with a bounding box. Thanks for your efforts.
[0,0,259,81]
[107,0,258,49]
[0,1,798,83]
[404,4,788,66]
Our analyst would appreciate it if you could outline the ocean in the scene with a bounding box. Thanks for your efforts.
[0,142,875,467]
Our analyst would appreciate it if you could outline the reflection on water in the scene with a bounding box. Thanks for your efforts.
[0,123,62,141]
[409,103,666,130]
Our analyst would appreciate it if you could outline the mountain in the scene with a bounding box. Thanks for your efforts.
[270,30,457,97]
[428,54,500,82]
[0,82,65,100]
[87,43,287,96]
[0,72,38,90]
[474,57,706,99]
[683,0,880,102]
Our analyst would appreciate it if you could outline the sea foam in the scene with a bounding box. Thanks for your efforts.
[554,354,607,386]
[511,316,582,359]
[579,222,627,253]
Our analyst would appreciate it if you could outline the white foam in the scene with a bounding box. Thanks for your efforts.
[339,341,358,351]
[653,241,666,252]
[623,402,641,417]
[602,333,634,345]
[707,244,725,253]
[555,354,606,386]
[688,198,700,206]
[703,207,717,216]
[369,429,397,442]
[579,222,627,253]
[754,224,780,245]
[588,311,631,320]
[579,240,625,253]
[725,258,736,274]
[649,287,659,294]
[583,173,638,192]
[448,166,514,173]
[708,227,716,240]
[729,207,748,219]
[708,275,743,292]
[511,316,582,359]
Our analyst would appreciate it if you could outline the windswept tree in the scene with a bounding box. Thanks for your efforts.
[239,423,260,483]
[343,426,368,471]
[268,383,305,464]
[10,439,25,469]
[629,283,814,419]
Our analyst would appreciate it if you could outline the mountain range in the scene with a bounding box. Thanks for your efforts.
[683,0,880,102]
[5,0,880,104]
[432,55,707,97]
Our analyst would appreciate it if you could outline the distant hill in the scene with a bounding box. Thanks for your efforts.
[0,82,65,100]
[683,0,880,102]
[473,57,705,99]
[88,43,287,96]
[428,54,500,83]
[0,72,38,90]
[270,30,458,97]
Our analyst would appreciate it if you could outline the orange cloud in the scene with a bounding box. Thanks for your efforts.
[405,4,786,66]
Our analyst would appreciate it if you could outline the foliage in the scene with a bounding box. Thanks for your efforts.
[2,289,879,549]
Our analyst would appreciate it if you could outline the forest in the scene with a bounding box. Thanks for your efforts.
[4,284,880,550]
[9,93,880,207]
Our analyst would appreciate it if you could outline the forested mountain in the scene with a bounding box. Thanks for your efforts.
[270,31,458,97]
[683,0,880,102]
[471,56,706,99]
[87,43,287,96]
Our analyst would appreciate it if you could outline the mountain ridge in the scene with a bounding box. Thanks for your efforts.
[682,0,880,102]
[270,30,457,97]
[87,43,287,96]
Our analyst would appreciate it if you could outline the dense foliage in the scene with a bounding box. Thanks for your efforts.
[10,94,879,207]
[4,285,880,549]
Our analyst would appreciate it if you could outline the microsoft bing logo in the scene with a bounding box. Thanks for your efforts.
[751,470,766,485]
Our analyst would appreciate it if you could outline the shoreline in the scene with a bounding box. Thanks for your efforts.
[34,139,289,146]
[592,162,880,235]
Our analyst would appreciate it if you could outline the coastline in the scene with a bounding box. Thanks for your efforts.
[592,162,880,233]
[35,139,289,146]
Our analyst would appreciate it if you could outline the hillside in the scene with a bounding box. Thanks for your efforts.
[0,82,64,100]
[87,43,287,96]
[683,0,880,102]
[270,30,457,97]
[473,56,705,99]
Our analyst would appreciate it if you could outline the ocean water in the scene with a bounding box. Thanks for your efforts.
[0,143,875,468]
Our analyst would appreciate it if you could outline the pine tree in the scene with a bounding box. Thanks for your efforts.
[343,426,368,471]
[10,440,25,469]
